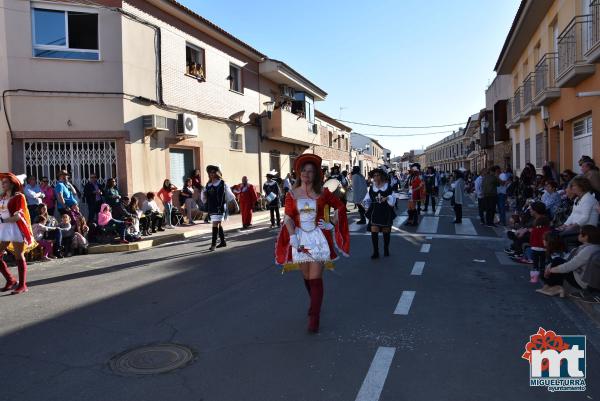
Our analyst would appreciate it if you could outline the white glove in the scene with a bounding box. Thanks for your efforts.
[318,219,334,230]
[289,234,300,248]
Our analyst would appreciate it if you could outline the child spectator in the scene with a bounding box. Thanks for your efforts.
[58,213,75,256]
[142,192,164,233]
[32,215,57,261]
[98,203,129,244]
[528,215,551,283]
[541,180,561,218]
[72,215,89,255]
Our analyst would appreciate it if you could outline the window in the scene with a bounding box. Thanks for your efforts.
[289,153,298,173]
[337,135,341,150]
[525,138,531,164]
[535,133,544,167]
[328,132,333,147]
[229,64,242,93]
[230,132,243,151]
[345,138,349,151]
[516,143,521,169]
[32,7,99,60]
[186,44,205,80]
[269,151,281,173]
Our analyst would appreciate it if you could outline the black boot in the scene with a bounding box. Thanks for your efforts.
[371,232,379,259]
[383,232,391,257]
[209,227,218,251]
[216,225,226,248]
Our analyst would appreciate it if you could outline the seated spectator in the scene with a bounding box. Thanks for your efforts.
[559,169,577,190]
[556,177,599,246]
[541,180,561,218]
[527,215,551,283]
[581,160,600,196]
[37,204,63,258]
[40,176,56,216]
[72,215,89,255]
[58,213,75,256]
[505,201,547,258]
[180,178,197,225]
[98,203,129,244]
[113,195,135,221]
[538,225,600,297]
[142,192,164,233]
[32,215,58,261]
[127,197,150,236]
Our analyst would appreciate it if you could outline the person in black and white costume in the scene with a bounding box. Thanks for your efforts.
[363,168,396,259]
[263,170,281,228]
[201,165,237,251]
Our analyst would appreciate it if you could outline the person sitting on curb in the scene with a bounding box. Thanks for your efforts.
[555,176,599,248]
[505,201,547,259]
[538,225,600,298]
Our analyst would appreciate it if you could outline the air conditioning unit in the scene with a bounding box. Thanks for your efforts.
[143,115,169,131]
[280,84,296,99]
[177,113,198,137]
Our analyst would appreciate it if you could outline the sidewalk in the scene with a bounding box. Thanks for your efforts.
[88,208,279,254]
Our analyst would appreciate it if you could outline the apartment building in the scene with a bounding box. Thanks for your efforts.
[350,132,387,176]
[312,110,352,173]
[425,128,469,172]
[495,0,600,174]
[0,0,327,195]
[484,74,513,170]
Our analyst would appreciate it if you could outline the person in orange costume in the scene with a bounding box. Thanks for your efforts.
[236,176,258,229]
[0,173,34,294]
[275,154,350,333]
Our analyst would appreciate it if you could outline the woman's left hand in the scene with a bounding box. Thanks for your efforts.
[318,219,333,230]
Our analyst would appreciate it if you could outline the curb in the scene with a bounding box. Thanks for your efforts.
[88,214,274,254]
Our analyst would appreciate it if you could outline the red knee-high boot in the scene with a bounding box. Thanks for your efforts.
[0,257,17,292]
[12,259,28,295]
[307,278,323,333]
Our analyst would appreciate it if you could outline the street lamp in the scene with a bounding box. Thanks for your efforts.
[263,101,275,119]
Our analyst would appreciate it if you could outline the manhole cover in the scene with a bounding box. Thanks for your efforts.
[109,343,195,375]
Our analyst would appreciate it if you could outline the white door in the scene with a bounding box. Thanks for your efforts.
[573,116,593,170]
[169,148,194,189]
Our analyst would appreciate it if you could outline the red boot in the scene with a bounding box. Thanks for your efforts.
[11,259,28,295]
[0,258,17,292]
[307,278,323,333]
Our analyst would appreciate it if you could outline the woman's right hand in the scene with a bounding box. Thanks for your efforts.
[289,234,300,249]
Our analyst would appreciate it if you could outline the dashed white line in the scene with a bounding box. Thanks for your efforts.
[419,244,431,253]
[411,261,425,275]
[394,291,416,315]
[355,347,396,401]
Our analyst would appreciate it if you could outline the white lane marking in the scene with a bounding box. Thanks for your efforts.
[393,214,408,228]
[350,232,504,241]
[411,261,425,275]
[355,347,396,401]
[426,236,433,240]
[349,221,364,232]
[394,291,416,315]
[416,216,439,234]
[454,218,477,236]
[435,199,443,216]
[419,244,431,253]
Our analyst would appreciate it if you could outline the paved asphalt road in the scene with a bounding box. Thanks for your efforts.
[1,195,599,401]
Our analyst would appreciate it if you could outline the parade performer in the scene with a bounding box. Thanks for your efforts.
[236,176,258,229]
[0,173,34,294]
[364,168,396,258]
[201,165,238,251]
[406,164,424,225]
[263,171,281,228]
[275,154,350,333]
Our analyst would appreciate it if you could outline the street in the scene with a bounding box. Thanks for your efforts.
[1,196,599,401]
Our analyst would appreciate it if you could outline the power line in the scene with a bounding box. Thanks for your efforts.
[357,130,457,137]
[336,119,467,129]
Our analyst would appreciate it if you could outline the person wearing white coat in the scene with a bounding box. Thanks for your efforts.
[557,176,599,245]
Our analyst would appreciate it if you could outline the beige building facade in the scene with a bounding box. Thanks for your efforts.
[495,0,600,174]
[425,129,469,172]
[312,110,352,173]
[1,0,328,197]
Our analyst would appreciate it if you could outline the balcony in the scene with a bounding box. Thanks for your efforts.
[513,87,525,123]
[557,15,596,87]
[506,98,518,129]
[261,108,316,145]
[533,53,561,106]
[522,73,539,116]
[585,0,600,62]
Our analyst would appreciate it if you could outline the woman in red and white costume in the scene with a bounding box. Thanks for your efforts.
[275,154,350,333]
[0,173,34,295]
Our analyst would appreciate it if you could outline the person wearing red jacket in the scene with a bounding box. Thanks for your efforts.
[529,216,551,283]
[0,173,34,294]
[275,154,350,333]
[235,176,258,229]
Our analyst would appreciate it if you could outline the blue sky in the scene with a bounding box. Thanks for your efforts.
[181,0,520,157]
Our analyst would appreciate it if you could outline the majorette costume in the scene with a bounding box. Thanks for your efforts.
[275,154,350,333]
[263,171,281,228]
[201,165,237,250]
[0,173,34,294]
[364,170,396,258]
[236,178,258,228]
